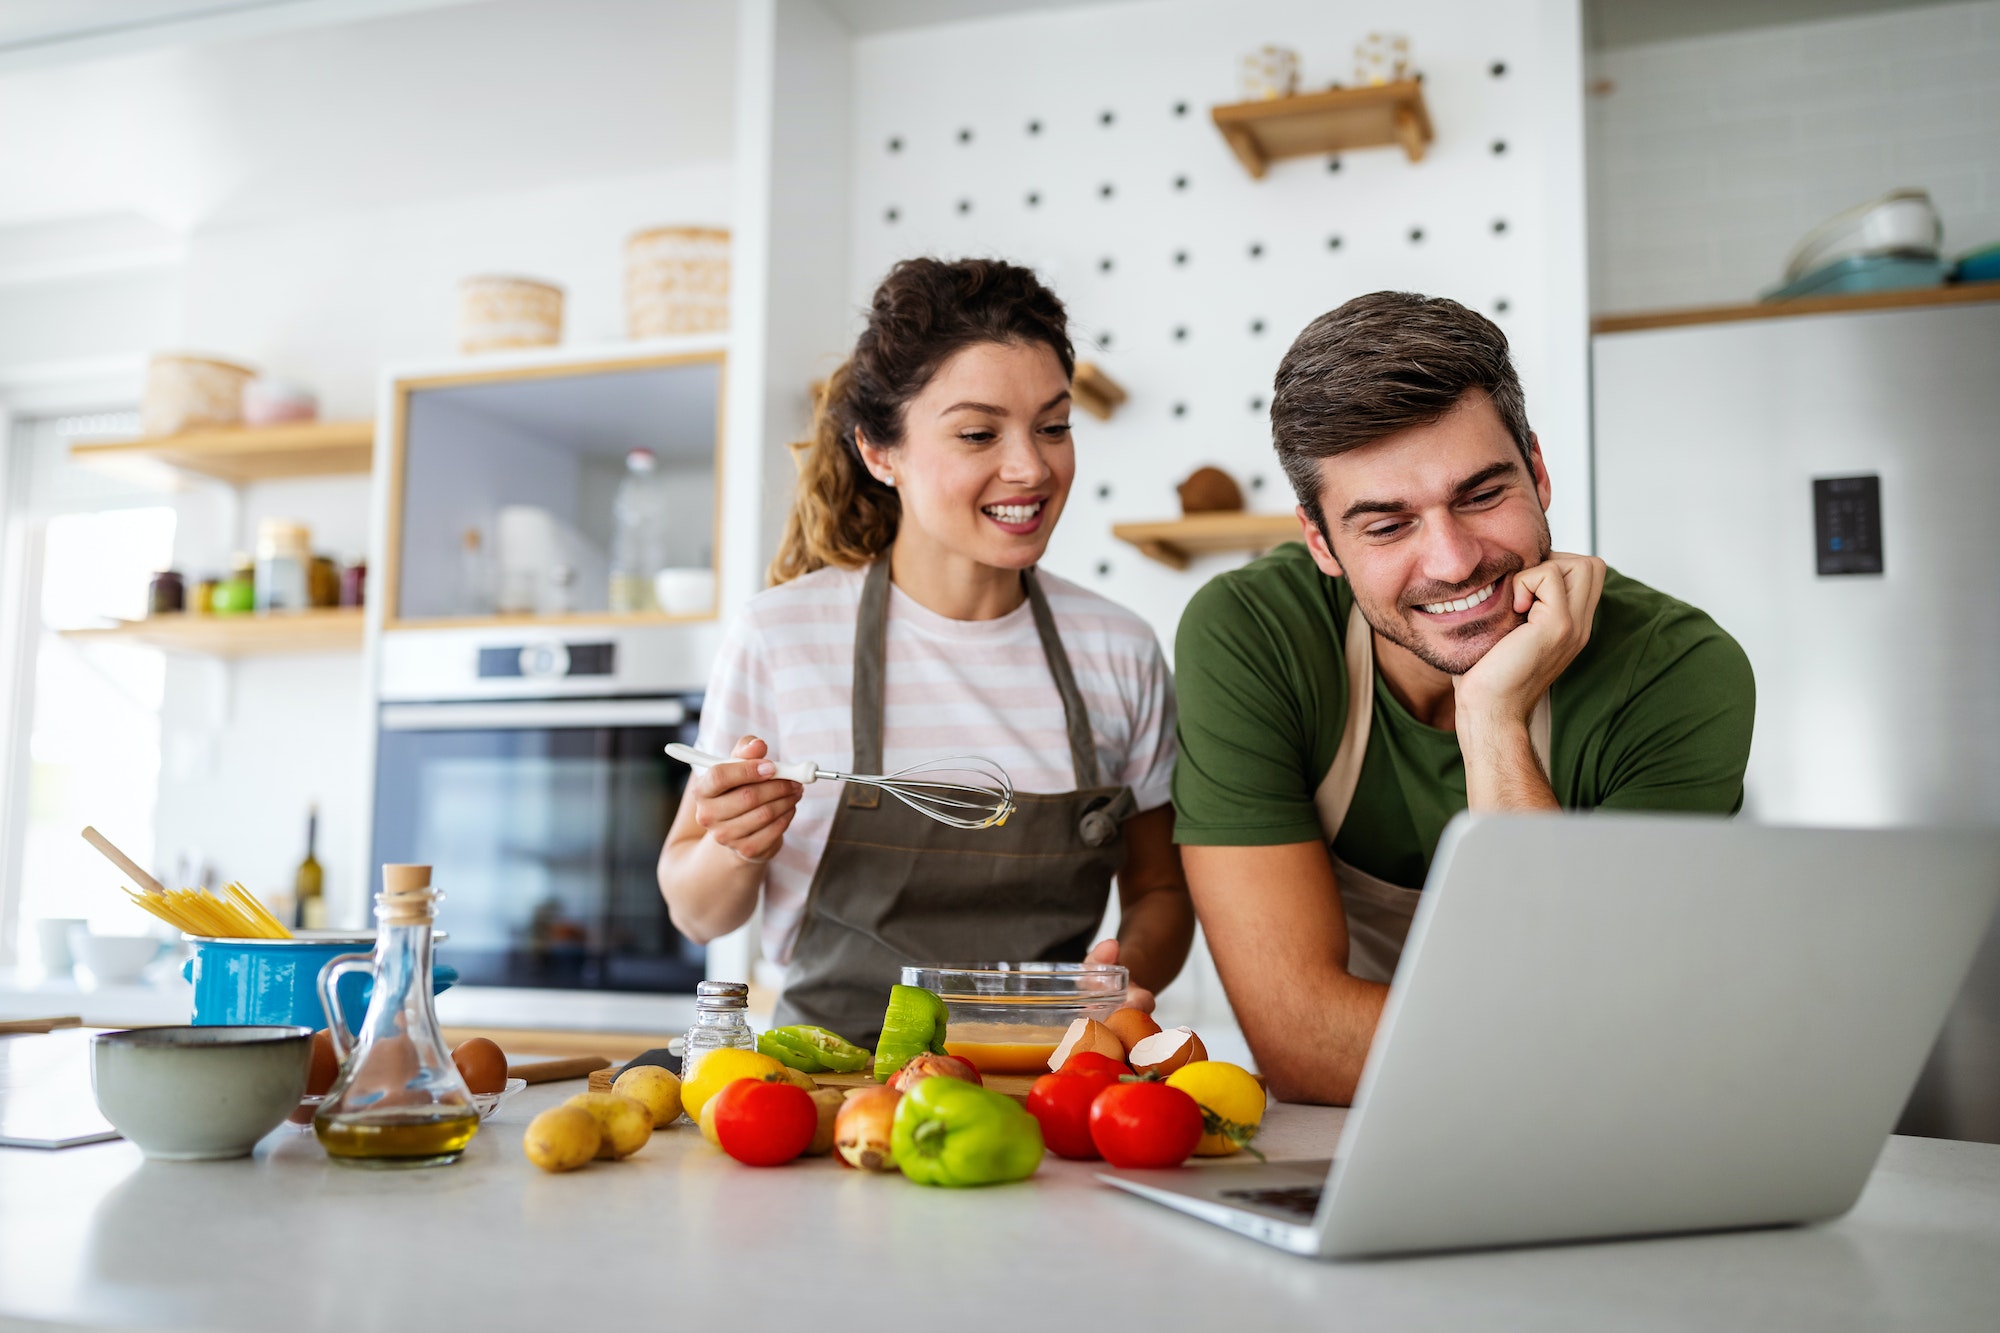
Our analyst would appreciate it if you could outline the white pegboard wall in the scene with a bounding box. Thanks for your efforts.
[848,0,1589,660]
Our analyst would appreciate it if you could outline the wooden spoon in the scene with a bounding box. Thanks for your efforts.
[80,826,168,896]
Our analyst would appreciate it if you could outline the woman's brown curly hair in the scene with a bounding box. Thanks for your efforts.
[769,257,1074,585]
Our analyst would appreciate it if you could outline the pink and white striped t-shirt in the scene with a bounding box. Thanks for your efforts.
[693,563,1176,964]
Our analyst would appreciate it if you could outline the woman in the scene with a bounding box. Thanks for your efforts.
[658,257,1191,1043]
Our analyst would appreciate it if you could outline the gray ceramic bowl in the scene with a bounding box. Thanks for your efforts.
[91,1026,313,1161]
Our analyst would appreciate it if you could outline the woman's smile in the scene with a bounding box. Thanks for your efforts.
[981,496,1047,534]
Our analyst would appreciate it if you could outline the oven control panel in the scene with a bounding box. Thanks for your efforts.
[477,641,616,678]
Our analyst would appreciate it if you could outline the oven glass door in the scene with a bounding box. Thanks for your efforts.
[372,699,703,992]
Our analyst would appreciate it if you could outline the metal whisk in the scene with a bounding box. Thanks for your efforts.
[665,744,1016,830]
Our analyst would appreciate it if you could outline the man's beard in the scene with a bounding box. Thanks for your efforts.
[1348,525,1553,677]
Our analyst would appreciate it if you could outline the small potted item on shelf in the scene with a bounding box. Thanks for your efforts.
[241,378,319,426]
[141,353,257,436]
[1241,45,1300,100]
[1353,32,1413,86]
[653,567,716,616]
[254,520,312,614]
[459,275,564,353]
[308,555,341,609]
[146,570,185,617]
[192,574,220,615]
[1178,466,1246,515]
[213,555,256,615]
[626,226,730,337]
[339,558,367,609]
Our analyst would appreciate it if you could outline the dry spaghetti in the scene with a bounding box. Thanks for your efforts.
[124,882,292,939]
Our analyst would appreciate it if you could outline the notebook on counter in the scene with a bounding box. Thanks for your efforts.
[0,1027,120,1149]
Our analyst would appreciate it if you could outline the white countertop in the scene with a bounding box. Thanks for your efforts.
[4,1077,1998,1330]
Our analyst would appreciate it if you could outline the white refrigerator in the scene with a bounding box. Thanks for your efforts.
[1593,297,2000,1143]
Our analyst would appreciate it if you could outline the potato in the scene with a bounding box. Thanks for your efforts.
[564,1092,653,1160]
[523,1106,600,1173]
[612,1065,683,1128]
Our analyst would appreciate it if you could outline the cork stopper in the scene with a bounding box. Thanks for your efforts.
[377,863,436,926]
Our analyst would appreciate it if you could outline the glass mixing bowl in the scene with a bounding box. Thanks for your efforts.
[901,961,1127,1076]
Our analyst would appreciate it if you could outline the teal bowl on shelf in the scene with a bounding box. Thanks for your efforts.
[182,933,456,1032]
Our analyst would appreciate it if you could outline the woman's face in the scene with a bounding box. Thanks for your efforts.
[859,339,1075,572]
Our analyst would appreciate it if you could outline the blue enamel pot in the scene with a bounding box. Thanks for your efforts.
[181,933,457,1032]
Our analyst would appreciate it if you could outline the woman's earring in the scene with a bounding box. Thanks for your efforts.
[882,475,896,487]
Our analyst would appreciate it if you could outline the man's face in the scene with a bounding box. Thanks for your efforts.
[1300,391,1553,676]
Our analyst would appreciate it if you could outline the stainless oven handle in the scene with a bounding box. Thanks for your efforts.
[380,699,688,731]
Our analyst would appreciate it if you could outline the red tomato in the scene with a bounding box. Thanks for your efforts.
[713,1078,818,1166]
[1026,1069,1119,1160]
[1088,1081,1203,1169]
[1059,1050,1129,1078]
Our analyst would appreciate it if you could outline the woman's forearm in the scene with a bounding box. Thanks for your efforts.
[1115,883,1195,995]
[658,827,765,944]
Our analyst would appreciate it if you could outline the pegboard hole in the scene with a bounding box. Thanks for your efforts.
[1026,191,1041,208]
[1248,242,1265,259]
[1249,396,1265,413]
[1172,325,1189,341]
[1098,257,1114,273]
[957,199,972,215]
[1096,483,1113,501]
[1173,175,1189,191]
[1171,402,1187,418]
[1492,218,1508,234]
[1096,560,1113,578]
[1327,234,1343,250]
[1408,227,1425,244]
[1100,110,1116,126]
[1326,156,1342,173]
[885,207,900,224]
[1250,475,1266,491]
[1490,60,1508,78]
[1249,318,1266,335]
[1491,139,1508,155]
[1173,101,1189,117]
[1495,298,1511,314]
[1172,249,1189,266]
[1099,183,1116,199]
[1099,332,1114,349]
[1027,119,1043,135]
[957,127,974,144]
[887,136,903,154]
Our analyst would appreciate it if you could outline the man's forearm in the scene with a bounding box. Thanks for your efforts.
[1457,713,1559,811]
[1250,969,1391,1106]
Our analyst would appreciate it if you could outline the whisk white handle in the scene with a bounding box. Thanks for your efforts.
[664,743,818,785]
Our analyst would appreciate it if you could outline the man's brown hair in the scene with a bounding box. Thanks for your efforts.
[1270,291,1532,534]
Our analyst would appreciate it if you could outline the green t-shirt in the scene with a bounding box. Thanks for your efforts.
[1172,543,1755,887]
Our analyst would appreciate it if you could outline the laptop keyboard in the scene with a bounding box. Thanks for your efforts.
[1219,1184,1324,1221]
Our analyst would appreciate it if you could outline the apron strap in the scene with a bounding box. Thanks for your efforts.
[848,558,894,805]
[1022,568,1103,789]
[850,559,1104,801]
[1312,596,1553,844]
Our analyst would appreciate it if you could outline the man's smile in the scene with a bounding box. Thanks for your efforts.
[1411,579,1499,621]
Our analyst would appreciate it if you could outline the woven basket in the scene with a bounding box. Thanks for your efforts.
[459,276,564,353]
[141,354,257,436]
[625,226,730,337]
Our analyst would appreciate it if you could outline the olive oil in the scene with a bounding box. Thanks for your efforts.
[316,1110,480,1167]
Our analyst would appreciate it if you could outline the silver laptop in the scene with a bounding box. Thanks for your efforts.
[1099,813,2000,1259]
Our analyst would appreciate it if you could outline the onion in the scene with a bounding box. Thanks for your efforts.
[887,1052,982,1091]
[834,1086,902,1171]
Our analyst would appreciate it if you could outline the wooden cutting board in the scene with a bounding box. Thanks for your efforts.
[586,1064,1038,1105]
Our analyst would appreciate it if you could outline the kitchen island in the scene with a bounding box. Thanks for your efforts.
[3,1081,1998,1331]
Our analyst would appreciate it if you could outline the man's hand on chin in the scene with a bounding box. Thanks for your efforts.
[1453,552,1606,728]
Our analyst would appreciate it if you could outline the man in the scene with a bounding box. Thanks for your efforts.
[1173,292,1754,1105]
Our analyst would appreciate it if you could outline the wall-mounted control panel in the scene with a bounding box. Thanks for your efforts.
[1813,475,1883,576]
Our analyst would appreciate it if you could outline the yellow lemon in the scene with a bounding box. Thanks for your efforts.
[680,1048,784,1121]
[1166,1061,1267,1157]
[612,1065,684,1128]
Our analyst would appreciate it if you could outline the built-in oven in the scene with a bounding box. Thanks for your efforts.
[371,625,726,994]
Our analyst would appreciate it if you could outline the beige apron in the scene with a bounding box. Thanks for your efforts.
[773,558,1137,1043]
[1314,602,1552,983]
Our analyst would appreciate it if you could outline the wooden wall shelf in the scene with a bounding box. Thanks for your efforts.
[382,610,717,632]
[1592,282,2000,335]
[60,609,364,658]
[1072,362,1127,421]
[1112,512,1301,570]
[1212,81,1432,178]
[68,420,375,488]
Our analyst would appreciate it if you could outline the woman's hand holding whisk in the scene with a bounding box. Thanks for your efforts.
[690,736,804,866]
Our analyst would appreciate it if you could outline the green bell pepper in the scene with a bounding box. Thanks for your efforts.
[891,1074,1044,1187]
[758,1025,871,1074]
[873,984,950,1081]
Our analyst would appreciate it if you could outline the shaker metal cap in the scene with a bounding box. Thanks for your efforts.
[695,980,749,1009]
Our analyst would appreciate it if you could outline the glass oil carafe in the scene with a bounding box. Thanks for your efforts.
[313,865,478,1167]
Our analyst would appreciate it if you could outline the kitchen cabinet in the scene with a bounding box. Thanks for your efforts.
[379,342,726,629]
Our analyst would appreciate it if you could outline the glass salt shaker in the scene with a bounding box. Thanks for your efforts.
[313,864,478,1167]
[680,981,756,1111]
